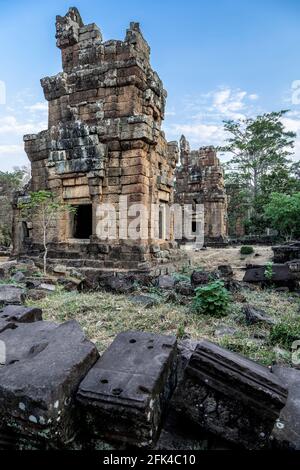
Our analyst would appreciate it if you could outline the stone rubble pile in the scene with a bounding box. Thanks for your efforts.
[0,304,297,450]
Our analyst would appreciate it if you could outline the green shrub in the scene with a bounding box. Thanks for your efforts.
[192,280,231,317]
[177,324,186,339]
[240,245,254,255]
[264,262,274,281]
[270,318,300,349]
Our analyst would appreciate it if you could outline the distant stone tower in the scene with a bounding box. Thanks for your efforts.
[12,8,186,274]
[175,136,228,246]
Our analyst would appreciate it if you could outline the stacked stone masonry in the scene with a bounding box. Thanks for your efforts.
[175,135,228,246]
[12,8,187,274]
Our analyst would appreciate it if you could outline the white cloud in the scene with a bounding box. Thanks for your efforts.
[167,123,225,146]
[0,144,24,154]
[281,112,300,161]
[209,88,252,120]
[0,92,48,170]
[25,101,48,113]
[0,116,46,135]
[164,86,260,152]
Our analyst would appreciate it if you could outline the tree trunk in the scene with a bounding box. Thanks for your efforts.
[43,225,47,275]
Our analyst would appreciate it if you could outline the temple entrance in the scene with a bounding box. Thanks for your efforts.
[73,204,93,239]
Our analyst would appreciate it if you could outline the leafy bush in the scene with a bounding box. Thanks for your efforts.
[270,318,300,349]
[264,262,274,281]
[264,192,300,240]
[192,281,231,317]
[240,245,254,255]
[0,224,11,247]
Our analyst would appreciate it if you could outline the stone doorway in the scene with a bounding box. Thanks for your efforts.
[73,204,93,239]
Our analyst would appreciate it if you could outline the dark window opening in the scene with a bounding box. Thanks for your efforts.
[73,204,93,239]
[192,220,197,233]
[22,221,29,239]
[159,210,163,239]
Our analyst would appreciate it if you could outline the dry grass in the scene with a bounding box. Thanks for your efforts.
[26,285,300,366]
[189,245,273,280]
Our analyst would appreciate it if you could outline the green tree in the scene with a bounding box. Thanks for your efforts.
[220,111,297,235]
[18,191,75,274]
[264,192,300,240]
[0,167,29,246]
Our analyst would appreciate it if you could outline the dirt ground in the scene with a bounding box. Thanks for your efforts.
[187,245,274,280]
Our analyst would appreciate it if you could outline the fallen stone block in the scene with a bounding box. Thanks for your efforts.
[130,295,158,309]
[191,270,218,287]
[217,265,233,278]
[0,261,18,280]
[175,281,194,296]
[39,283,56,292]
[157,275,175,289]
[272,366,300,450]
[0,320,98,448]
[57,277,84,292]
[172,340,288,449]
[243,264,297,289]
[273,242,300,263]
[77,330,177,448]
[11,271,26,283]
[0,305,42,333]
[0,285,25,305]
[242,304,275,325]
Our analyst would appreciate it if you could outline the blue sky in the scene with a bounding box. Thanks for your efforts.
[0,0,300,170]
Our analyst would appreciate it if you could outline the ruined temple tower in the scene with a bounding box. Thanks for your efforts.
[175,136,228,246]
[13,8,186,273]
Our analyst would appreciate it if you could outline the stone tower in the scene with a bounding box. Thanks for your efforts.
[175,136,228,246]
[13,8,185,274]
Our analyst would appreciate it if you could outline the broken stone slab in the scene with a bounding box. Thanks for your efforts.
[57,277,84,292]
[0,305,42,333]
[77,330,177,448]
[0,285,25,305]
[243,264,297,289]
[11,271,26,283]
[242,304,275,325]
[172,340,288,449]
[217,265,233,278]
[0,320,98,447]
[175,281,194,296]
[191,270,219,287]
[0,261,18,280]
[53,264,68,274]
[157,275,175,289]
[39,283,56,292]
[272,365,300,450]
[100,275,135,294]
[271,366,300,449]
[130,295,159,309]
[273,243,300,263]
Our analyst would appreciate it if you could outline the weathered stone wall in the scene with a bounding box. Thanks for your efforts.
[13,8,185,274]
[175,136,228,246]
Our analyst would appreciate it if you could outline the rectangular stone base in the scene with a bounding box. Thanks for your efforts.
[172,340,288,449]
[0,320,98,447]
[77,331,177,448]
